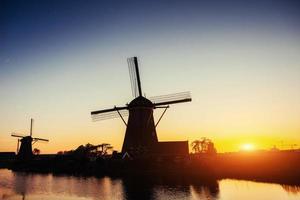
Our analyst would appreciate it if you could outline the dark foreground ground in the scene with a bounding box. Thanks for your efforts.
[1,151,300,186]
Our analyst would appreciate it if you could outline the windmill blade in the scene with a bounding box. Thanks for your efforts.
[91,106,129,121]
[128,57,142,98]
[91,106,128,115]
[150,91,192,107]
[17,139,20,153]
[128,57,138,98]
[11,133,25,138]
[30,118,34,137]
[33,137,49,142]
[92,109,129,121]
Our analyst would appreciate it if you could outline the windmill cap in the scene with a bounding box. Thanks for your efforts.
[129,96,153,108]
[21,136,33,141]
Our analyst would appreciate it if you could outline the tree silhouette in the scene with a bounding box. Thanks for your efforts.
[191,137,217,154]
[33,148,40,155]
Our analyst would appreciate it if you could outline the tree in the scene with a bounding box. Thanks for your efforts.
[191,137,217,154]
[72,143,113,158]
[98,143,113,156]
[56,143,114,158]
[191,140,202,153]
[33,148,40,155]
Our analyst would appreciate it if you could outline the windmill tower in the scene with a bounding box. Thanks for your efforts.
[11,118,49,160]
[91,57,191,157]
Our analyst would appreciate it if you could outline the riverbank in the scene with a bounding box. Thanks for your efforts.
[3,150,300,185]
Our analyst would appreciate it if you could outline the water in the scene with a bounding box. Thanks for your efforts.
[0,169,299,200]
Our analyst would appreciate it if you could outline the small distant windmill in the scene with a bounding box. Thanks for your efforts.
[11,118,49,160]
[91,57,191,156]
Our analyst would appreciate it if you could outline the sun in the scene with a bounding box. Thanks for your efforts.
[241,143,255,151]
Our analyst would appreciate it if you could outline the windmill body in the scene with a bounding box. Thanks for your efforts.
[122,96,158,154]
[17,136,33,160]
[91,57,191,157]
[11,119,49,160]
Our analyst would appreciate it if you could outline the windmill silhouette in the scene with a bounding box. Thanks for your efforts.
[91,57,191,157]
[11,118,49,160]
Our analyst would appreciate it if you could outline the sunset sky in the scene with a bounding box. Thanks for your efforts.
[1,0,300,153]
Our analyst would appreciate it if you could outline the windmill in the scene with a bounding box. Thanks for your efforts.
[11,118,49,160]
[91,57,191,157]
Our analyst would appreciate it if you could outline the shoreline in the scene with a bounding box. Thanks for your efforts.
[1,150,300,186]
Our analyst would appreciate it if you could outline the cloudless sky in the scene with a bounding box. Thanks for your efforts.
[1,0,300,153]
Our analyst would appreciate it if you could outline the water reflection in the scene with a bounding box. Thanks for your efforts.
[190,182,219,200]
[11,172,124,200]
[0,169,299,200]
[122,177,155,200]
[121,174,220,200]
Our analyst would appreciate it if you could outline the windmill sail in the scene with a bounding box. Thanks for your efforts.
[11,133,26,138]
[150,91,192,107]
[91,106,128,121]
[33,137,49,142]
[30,118,33,137]
[128,57,142,98]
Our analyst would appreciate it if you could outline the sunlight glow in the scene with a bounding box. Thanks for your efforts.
[241,143,255,152]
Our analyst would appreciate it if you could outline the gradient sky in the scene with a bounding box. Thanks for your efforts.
[1,0,300,153]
